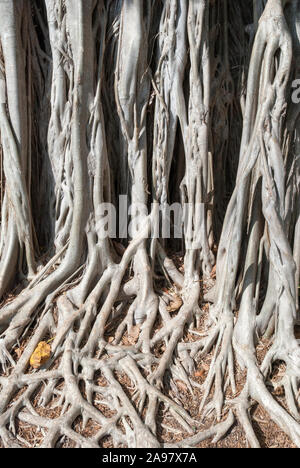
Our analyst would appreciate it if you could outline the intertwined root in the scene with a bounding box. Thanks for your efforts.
[0,0,299,450]
[0,256,299,449]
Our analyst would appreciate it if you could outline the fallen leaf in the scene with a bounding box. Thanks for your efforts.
[30,341,51,369]
[194,369,205,378]
[107,336,114,343]
[167,295,183,312]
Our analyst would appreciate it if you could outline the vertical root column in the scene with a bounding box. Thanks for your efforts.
[115,0,157,325]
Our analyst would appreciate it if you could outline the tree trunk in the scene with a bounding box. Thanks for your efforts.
[0,0,299,449]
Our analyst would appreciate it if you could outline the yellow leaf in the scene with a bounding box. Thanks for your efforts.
[167,295,183,312]
[30,341,51,369]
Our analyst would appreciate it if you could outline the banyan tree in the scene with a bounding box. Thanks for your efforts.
[0,0,299,448]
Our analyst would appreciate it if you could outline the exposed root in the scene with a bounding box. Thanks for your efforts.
[0,0,299,450]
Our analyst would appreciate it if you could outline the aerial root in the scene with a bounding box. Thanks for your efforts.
[260,341,300,421]
[164,411,235,448]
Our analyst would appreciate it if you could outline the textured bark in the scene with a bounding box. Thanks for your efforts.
[0,0,299,449]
